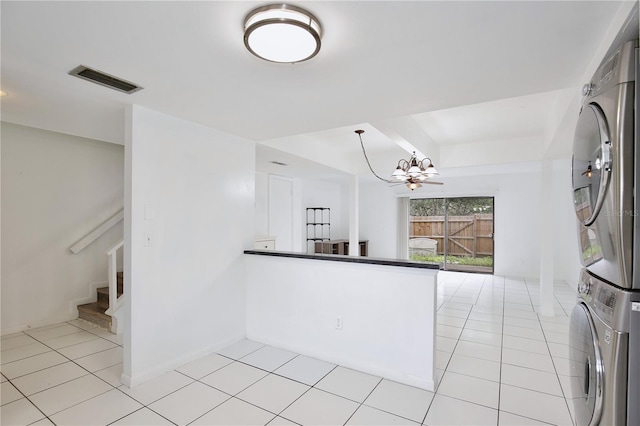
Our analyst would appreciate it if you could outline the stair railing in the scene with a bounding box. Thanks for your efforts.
[105,239,124,333]
[70,208,124,254]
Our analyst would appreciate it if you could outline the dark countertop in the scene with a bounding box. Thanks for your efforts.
[244,250,441,270]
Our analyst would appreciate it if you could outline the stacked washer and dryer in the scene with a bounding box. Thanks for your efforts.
[569,20,639,426]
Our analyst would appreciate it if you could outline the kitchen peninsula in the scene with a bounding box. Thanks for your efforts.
[244,250,440,391]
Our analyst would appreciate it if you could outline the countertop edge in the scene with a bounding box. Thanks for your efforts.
[244,250,441,270]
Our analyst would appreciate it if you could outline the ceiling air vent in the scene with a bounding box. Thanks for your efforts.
[68,65,143,94]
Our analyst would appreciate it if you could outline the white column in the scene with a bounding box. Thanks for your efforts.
[397,197,410,259]
[539,160,555,316]
[122,105,133,386]
[349,175,360,256]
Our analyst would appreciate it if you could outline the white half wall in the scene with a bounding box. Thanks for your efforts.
[245,254,438,391]
[1,122,124,334]
[123,106,255,386]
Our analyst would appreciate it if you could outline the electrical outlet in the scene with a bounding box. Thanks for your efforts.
[335,316,343,330]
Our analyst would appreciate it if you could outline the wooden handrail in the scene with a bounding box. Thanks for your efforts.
[69,208,123,254]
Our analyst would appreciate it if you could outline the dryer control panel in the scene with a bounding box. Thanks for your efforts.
[578,269,634,333]
[595,286,616,320]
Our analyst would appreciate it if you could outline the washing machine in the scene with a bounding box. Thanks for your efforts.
[571,39,638,290]
[570,21,640,425]
[570,269,640,426]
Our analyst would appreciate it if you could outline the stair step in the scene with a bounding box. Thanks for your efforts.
[77,273,124,331]
[77,302,111,329]
[97,287,109,307]
[97,286,123,299]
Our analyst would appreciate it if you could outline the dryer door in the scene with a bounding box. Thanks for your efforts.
[569,302,604,426]
[572,103,612,227]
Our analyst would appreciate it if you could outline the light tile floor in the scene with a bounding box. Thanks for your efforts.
[1,271,578,425]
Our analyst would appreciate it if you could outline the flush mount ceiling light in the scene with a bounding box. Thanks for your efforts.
[243,4,322,63]
[355,130,443,191]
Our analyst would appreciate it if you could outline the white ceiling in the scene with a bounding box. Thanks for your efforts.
[1,1,635,179]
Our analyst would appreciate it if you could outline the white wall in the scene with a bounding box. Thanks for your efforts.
[359,181,401,259]
[254,171,269,237]
[268,176,294,251]
[1,122,124,333]
[255,172,303,251]
[358,161,582,282]
[302,178,347,242]
[123,106,255,386]
[428,168,543,279]
[550,158,583,285]
[275,158,581,283]
[246,254,437,391]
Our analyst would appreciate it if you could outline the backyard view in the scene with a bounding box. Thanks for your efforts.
[409,197,494,273]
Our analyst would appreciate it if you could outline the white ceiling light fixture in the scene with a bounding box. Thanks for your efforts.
[355,130,443,191]
[243,4,322,64]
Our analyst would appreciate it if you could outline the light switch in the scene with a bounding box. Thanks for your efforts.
[144,233,152,247]
[144,205,154,220]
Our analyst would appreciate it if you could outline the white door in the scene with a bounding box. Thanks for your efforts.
[269,176,293,251]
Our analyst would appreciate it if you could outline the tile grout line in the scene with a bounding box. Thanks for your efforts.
[494,274,506,426]
[427,276,475,423]
[2,367,51,425]
[2,321,133,425]
[529,275,575,415]
[106,406,177,426]
[9,322,130,424]
[3,273,577,426]
[340,376,383,426]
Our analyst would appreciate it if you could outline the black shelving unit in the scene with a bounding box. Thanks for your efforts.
[306,207,330,254]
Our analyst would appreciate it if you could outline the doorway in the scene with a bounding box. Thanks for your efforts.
[409,197,494,273]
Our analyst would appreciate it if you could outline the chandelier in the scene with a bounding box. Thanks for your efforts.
[355,130,441,190]
[391,152,439,190]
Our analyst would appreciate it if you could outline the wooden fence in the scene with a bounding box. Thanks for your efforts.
[410,214,494,257]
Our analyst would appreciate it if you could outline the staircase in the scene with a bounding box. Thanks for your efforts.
[77,272,123,330]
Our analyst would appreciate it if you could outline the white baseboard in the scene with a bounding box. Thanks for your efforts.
[246,333,435,392]
[120,333,245,389]
[2,313,78,336]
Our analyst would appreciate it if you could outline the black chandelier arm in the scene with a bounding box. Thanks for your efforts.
[356,130,394,184]
[420,157,434,168]
[397,159,410,170]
